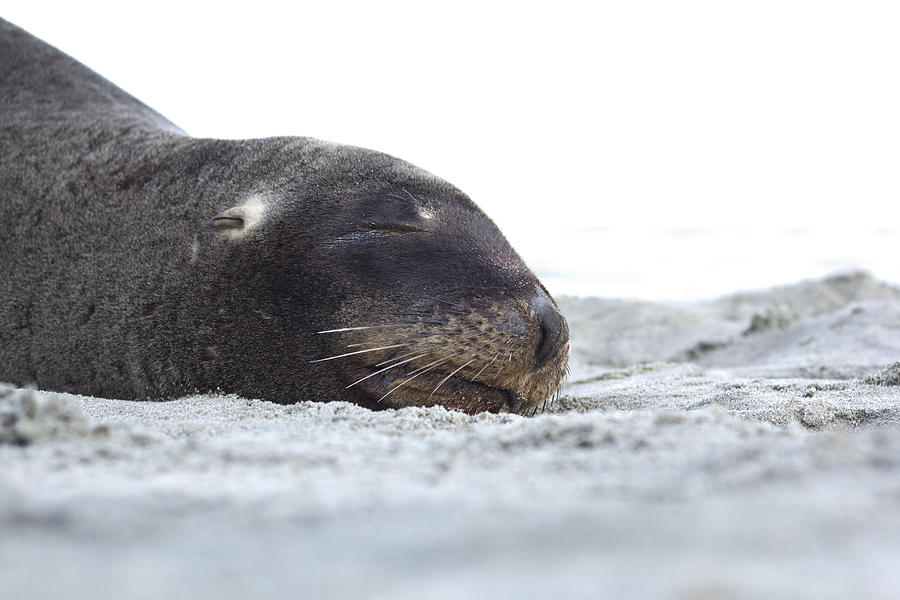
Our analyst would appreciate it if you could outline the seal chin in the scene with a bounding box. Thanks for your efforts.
[386,369,526,415]
[344,363,505,413]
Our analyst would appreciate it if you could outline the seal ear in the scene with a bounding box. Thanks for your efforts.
[208,207,247,232]
[208,196,266,239]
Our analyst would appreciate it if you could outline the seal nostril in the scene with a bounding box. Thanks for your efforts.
[530,296,569,368]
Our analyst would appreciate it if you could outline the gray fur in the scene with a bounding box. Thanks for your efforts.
[0,19,567,410]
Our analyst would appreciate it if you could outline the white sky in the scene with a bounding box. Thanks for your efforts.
[6,1,900,299]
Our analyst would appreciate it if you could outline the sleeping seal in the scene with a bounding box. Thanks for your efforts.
[0,18,569,414]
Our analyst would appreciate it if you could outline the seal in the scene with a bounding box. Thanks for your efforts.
[0,18,569,415]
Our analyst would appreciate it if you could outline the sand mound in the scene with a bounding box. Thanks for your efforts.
[0,384,94,445]
[2,272,899,599]
[865,362,900,386]
[559,270,900,379]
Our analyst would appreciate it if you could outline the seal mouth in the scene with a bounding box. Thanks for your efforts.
[363,364,527,414]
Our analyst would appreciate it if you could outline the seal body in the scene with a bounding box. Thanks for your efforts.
[0,19,569,414]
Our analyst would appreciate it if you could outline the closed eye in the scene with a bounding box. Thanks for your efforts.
[323,223,428,248]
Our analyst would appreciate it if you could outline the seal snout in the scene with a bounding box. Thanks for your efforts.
[530,295,569,368]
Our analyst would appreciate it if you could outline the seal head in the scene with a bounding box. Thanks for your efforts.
[310,182,568,414]
[204,148,570,414]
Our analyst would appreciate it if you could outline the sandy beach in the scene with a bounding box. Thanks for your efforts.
[2,271,899,599]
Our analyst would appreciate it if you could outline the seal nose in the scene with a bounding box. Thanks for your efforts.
[530,295,569,368]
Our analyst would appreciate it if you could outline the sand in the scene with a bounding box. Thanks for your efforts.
[2,271,899,599]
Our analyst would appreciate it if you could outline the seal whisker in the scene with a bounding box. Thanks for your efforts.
[546,390,559,412]
[425,296,482,315]
[374,336,481,368]
[429,358,476,399]
[428,294,494,310]
[309,343,410,363]
[360,311,455,317]
[493,361,506,381]
[372,341,464,367]
[378,358,453,403]
[345,352,434,389]
[429,334,501,393]
[366,310,468,317]
[356,310,466,320]
[374,347,437,367]
[345,333,446,348]
[404,352,463,378]
[317,324,428,334]
[378,347,474,403]
[425,296,468,308]
[397,334,502,400]
[470,352,500,384]
[400,187,420,202]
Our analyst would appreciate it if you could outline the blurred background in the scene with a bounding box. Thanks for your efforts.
[6,1,899,300]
